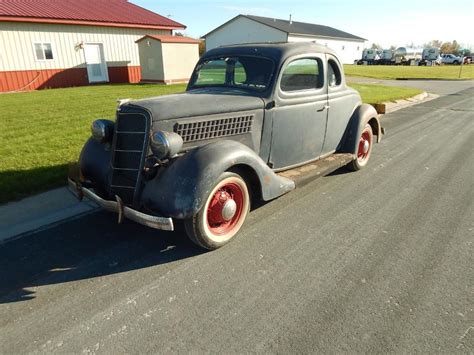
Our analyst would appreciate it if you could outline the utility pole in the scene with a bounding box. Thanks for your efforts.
[459,49,464,79]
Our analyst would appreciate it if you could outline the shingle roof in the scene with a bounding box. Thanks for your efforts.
[246,15,365,41]
[203,14,365,41]
[0,0,185,30]
[136,35,201,44]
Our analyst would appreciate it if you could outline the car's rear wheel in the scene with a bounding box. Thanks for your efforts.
[348,123,374,171]
[184,172,250,250]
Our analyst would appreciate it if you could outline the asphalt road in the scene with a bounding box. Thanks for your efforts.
[1,85,473,353]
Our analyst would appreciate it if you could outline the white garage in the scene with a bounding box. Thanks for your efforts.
[203,15,366,64]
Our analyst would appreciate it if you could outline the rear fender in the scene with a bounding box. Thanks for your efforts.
[141,140,295,219]
[338,104,382,155]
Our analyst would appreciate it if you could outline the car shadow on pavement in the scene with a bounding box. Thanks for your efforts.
[0,211,205,304]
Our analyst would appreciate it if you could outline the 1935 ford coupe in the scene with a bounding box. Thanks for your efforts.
[69,42,383,249]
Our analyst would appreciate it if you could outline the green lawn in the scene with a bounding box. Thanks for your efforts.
[0,82,420,204]
[344,64,474,80]
[0,84,186,203]
[349,83,422,104]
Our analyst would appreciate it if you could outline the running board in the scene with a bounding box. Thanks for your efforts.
[277,153,354,187]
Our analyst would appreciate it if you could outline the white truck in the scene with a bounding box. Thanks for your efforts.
[441,53,462,65]
[420,48,441,66]
[379,49,394,65]
[357,49,379,65]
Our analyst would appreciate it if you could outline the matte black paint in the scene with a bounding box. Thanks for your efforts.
[337,104,381,154]
[129,91,264,121]
[141,140,295,219]
[78,42,382,222]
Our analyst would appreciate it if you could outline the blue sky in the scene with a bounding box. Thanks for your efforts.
[135,0,473,48]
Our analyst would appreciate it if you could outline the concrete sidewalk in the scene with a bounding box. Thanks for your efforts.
[0,186,98,243]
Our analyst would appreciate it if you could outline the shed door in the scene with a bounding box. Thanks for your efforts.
[84,43,108,83]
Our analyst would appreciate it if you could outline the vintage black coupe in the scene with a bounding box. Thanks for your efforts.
[70,42,383,249]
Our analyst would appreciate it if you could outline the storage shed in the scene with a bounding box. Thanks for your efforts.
[136,35,200,84]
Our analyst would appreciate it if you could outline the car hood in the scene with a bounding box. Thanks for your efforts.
[126,90,265,121]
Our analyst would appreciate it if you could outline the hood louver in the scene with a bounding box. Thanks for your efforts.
[175,115,254,143]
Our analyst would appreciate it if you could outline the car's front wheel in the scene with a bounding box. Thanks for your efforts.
[184,172,250,250]
[348,123,374,171]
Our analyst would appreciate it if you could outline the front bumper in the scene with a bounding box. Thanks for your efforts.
[68,178,174,231]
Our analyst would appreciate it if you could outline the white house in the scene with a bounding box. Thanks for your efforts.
[0,0,187,92]
[203,15,366,64]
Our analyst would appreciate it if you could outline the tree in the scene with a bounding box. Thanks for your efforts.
[370,43,382,50]
[423,40,443,48]
[390,45,397,51]
[440,40,461,54]
[199,40,206,57]
[174,32,185,37]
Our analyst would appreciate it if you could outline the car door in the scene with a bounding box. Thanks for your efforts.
[269,55,328,170]
[321,54,360,155]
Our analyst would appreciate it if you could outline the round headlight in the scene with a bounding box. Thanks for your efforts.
[91,119,114,143]
[150,131,183,160]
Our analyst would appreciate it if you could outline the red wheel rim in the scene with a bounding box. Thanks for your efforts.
[206,182,245,236]
[357,128,372,163]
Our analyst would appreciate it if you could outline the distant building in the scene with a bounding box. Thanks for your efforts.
[0,0,187,92]
[203,15,366,64]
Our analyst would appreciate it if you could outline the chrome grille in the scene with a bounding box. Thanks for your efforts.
[110,112,149,205]
[175,115,254,143]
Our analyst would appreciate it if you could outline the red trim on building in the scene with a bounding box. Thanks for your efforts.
[0,66,141,92]
[108,66,141,84]
[141,78,190,85]
[0,16,183,30]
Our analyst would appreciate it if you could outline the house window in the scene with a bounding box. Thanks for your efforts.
[34,42,54,60]
[342,45,345,50]
[357,46,360,50]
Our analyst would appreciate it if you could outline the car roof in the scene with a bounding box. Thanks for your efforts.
[201,42,339,63]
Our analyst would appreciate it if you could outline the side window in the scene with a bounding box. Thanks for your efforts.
[234,61,247,85]
[34,42,54,61]
[280,58,323,92]
[327,59,342,87]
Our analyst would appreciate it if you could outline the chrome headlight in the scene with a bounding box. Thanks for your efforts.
[150,131,183,159]
[91,119,114,143]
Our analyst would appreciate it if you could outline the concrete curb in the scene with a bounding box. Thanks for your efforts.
[381,91,438,114]
[0,186,98,244]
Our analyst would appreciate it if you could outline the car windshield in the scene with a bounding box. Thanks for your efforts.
[188,56,275,92]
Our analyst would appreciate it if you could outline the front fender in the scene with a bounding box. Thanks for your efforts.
[141,140,295,219]
[338,104,381,155]
[79,138,112,193]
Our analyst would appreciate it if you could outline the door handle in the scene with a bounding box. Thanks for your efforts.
[317,105,330,112]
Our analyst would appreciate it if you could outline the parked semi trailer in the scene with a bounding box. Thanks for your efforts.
[394,47,422,65]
